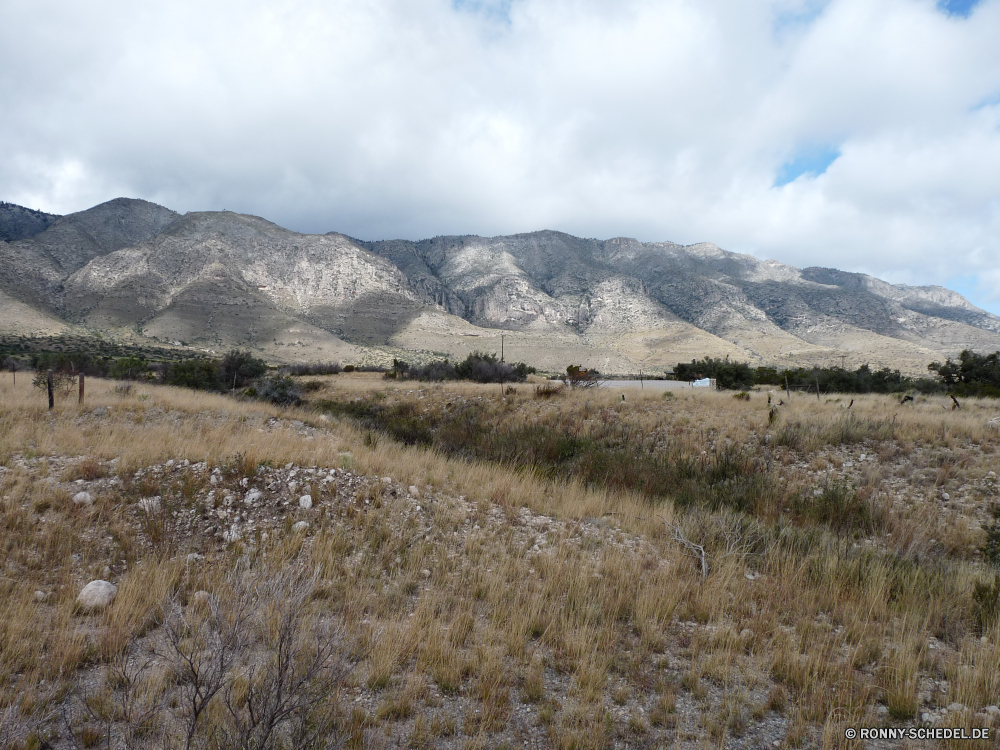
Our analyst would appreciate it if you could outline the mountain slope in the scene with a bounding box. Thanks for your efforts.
[0,202,60,242]
[3,197,999,372]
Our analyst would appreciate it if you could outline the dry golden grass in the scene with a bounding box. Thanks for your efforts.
[2,373,1000,748]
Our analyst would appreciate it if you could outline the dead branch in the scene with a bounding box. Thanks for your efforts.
[667,523,708,580]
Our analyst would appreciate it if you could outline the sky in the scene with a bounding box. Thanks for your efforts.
[2,0,999,313]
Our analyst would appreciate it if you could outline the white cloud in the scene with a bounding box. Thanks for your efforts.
[1,0,999,310]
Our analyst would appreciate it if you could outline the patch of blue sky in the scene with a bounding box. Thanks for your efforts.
[937,0,982,18]
[452,0,514,25]
[774,146,840,187]
[772,1,829,40]
[945,274,1000,316]
[971,91,1000,112]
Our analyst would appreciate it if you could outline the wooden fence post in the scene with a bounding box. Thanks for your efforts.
[47,370,54,410]
[79,373,85,405]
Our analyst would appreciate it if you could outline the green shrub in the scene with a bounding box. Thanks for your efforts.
[254,375,302,406]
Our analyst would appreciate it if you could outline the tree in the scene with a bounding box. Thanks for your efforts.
[222,350,268,390]
[109,356,150,381]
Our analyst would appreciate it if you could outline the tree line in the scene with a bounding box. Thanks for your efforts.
[674,350,1000,396]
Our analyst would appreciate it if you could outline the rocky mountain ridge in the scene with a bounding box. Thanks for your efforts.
[2,197,998,374]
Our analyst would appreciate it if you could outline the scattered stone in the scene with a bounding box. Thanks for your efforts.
[299,495,313,509]
[382,477,392,484]
[947,702,966,713]
[421,569,431,578]
[244,489,263,504]
[93,406,109,417]
[186,553,205,565]
[942,492,950,501]
[876,706,889,715]
[285,462,294,470]
[984,706,1000,718]
[76,580,117,612]
[408,486,420,498]
[292,521,309,533]
[34,590,47,602]
[72,491,93,505]
[210,475,220,485]
[739,628,754,640]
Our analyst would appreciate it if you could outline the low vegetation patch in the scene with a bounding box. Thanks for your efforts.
[1,375,1000,748]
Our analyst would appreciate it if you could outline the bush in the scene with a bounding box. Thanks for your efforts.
[254,375,302,406]
[109,355,151,381]
[675,358,754,390]
[165,360,222,390]
[982,505,1000,569]
[972,576,1000,634]
[390,352,534,384]
[221,349,268,389]
[562,365,599,388]
[283,361,342,376]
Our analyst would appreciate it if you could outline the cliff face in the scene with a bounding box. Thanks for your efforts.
[3,197,999,372]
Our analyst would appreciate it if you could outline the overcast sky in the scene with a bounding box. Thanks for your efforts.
[2,0,999,312]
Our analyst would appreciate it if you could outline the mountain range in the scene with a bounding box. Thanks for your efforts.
[2,197,998,375]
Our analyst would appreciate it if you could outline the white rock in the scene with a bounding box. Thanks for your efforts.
[72,491,93,505]
[34,590,47,602]
[942,492,950,501]
[284,462,294,470]
[222,528,241,543]
[93,406,109,417]
[421,569,431,578]
[877,706,889,715]
[165,459,174,467]
[947,702,966,712]
[299,495,313,509]
[381,476,392,484]
[210,475,220,485]
[292,521,309,533]
[408,486,420,498]
[244,489,263,504]
[186,553,205,564]
[921,712,933,723]
[984,705,1000,717]
[76,580,117,611]
[138,497,161,513]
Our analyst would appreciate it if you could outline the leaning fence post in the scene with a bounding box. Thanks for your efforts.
[47,370,54,410]
[816,376,821,401]
[79,373,85,405]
